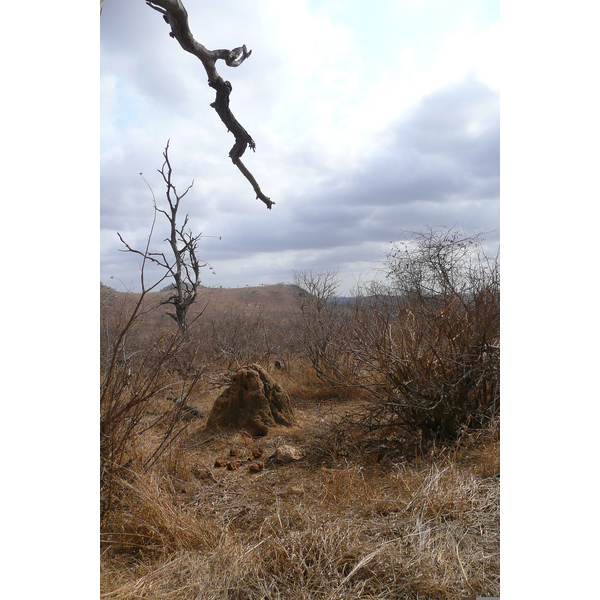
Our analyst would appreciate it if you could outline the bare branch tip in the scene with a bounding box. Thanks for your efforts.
[146,2,166,16]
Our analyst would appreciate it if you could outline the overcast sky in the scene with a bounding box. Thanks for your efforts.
[100,0,500,294]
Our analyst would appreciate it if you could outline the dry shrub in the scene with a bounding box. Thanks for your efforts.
[297,229,500,444]
[292,269,363,396]
[100,286,206,522]
[362,227,499,441]
[290,230,499,445]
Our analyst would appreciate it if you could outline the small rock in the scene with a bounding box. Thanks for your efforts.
[248,461,264,473]
[227,460,242,471]
[269,444,304,464]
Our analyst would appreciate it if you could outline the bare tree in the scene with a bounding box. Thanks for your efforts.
[138,0,274,209]
[118,141,213,337]
[293,269,354,388]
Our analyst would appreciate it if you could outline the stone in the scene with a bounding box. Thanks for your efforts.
[248,461,264,473]
[205,364,296,436]
[269,444,304,464]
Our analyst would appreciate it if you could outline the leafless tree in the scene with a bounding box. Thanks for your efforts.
[118,141,213,337]
[139,0,274,209]
[293,269,356,389]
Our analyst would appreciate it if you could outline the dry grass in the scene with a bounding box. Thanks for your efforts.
[101,397,499,599]
[100,281,499,598]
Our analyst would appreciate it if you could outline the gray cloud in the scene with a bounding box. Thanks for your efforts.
[101,2,499,294]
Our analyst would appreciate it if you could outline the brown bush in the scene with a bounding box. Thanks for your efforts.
[353,227,499,441]
[100,286,206,522]
[291,228,499,443]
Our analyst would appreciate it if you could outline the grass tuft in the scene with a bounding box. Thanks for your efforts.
[101,411,499,599]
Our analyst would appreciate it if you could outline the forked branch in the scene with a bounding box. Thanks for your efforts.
[146,0,274,209]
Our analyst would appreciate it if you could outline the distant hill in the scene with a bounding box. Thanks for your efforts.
[190,283,305,317]
[100,282,308,321]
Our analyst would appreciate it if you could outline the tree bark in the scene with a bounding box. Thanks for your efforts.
[146,0,274,209]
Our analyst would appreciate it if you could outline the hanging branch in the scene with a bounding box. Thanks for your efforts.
[146,0,274,210]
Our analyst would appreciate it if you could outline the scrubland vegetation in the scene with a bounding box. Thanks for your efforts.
[100,228,499,599]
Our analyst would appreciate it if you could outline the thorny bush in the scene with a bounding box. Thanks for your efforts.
[295,228,499,443]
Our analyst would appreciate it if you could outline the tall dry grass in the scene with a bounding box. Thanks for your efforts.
[101,419,499,599]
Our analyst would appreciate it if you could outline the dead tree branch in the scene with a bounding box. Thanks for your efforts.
[145,0,274,210]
